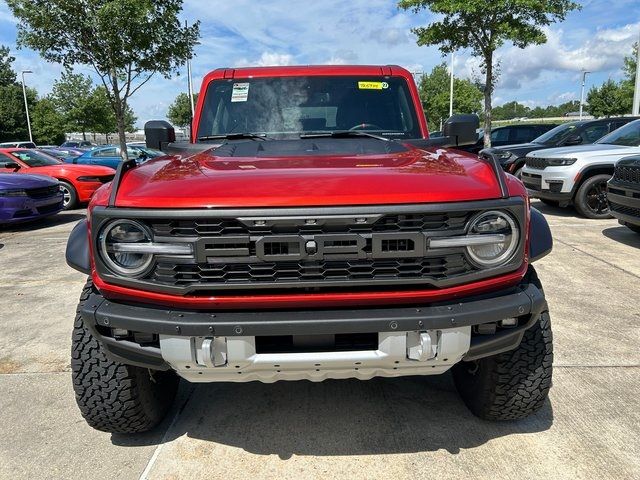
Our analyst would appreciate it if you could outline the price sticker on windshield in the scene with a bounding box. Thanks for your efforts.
[231,82,250,102]
[358,81,388,90]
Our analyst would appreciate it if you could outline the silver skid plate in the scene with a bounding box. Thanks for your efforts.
[160,327,471,383]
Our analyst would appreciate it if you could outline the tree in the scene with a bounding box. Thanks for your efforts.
[8,0,200,161]
[90,86,137,141]
[418,63,482,131]
[51,71,95,140]
[0,45,17,87]
[167,92,198,127]
[623,42,638,83]
[0,45,37,142]
[31,97,66,145]
[492,101,531,120]
[586,79,629,118]
[398,0,580,147]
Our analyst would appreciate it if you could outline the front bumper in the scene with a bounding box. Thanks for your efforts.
[521,169,573,203]
[81,279,547,381]
[607,182,640,227]
[0,194,63,224]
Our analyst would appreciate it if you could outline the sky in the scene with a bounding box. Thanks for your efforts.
[0,0,638,128]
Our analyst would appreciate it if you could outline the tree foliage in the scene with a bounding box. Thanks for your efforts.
[418,63,482,131]
[586,79,630,118]
[51,71,95,139]
[398,0,580,147]
[8,0,199,159]
[167,92,198,127]
[0,45,17,87]
[31,97,67,145]
[0,45,38,142]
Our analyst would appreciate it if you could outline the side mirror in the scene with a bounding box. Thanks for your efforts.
[443,114,480,146]
[3,161,20,171]
[564,134,582,146]
[145,120,176,152]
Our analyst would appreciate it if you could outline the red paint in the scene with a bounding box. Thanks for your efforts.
[86,65,533,309]
[0,148,115,202]
[192,65,429,142]
[112,146,503,208]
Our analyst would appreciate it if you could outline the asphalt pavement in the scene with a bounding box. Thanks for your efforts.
[0,203,638,480]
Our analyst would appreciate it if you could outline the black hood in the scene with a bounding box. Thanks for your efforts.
[491,142,548,158]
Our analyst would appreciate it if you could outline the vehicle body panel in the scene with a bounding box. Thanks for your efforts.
[0,173,63,224]
[0,148,115,203]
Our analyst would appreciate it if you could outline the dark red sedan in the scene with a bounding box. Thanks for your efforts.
[0,148,115,209]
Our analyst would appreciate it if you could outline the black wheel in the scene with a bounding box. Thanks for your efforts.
[452,269,553,421]
[574,174,613,219]
[539,199,560,207]
[71,280,178,433]
[59,181,78,210]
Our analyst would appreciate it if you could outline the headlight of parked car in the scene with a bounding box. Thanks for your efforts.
[494,151,512,160]
[545,158,577,166]
[465,211,519,267]
[99,219,155,276]
[0,189,27,197]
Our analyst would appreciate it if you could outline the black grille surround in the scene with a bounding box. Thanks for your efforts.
[91,199,527,296]
[26,184,60,199]
[524,157,547,170]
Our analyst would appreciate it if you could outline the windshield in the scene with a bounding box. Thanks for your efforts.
[532,122,581,145]
[596,120,640,146]
[10,150,61,166]
[196,76,421,139]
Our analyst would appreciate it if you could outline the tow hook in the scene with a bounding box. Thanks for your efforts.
[406,331,438,361]
[200,337,228,367]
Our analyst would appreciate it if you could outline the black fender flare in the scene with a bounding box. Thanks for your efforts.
[529,207,552,262]
[66,219,91,274]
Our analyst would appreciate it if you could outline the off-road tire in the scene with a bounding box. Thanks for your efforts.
[574,174,613,219]
[71,280,179,433]
[452,311,553,421]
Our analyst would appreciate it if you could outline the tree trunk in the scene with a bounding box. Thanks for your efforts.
[82,129,86,141]
[483,52,493,148]
[109,71,129,163]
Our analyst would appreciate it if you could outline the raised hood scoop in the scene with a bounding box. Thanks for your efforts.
[114,140,503,208]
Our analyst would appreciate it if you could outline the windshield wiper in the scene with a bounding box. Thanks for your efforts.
[198,133,271,141]
[299,130,389,141]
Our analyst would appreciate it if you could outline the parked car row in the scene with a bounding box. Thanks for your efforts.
[481,117,640,219]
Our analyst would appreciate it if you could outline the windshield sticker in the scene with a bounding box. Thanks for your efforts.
[231,82,250,102]
[358,81,388,90]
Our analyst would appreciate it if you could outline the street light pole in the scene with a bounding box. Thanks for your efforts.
[632,29,640,115]
[579,70,590,120]
[449,52,455,117]
[21,70,33,143]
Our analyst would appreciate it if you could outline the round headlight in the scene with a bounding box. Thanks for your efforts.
[99,219,153,276]
[466,211,519,267]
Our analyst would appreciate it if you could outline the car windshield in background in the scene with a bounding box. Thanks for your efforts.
[596,120,640,147]
[196,76,422,140]
[532,122,580,145]
[10,150,60,166]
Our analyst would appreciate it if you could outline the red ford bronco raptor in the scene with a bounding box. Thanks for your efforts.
[66,65,554,433]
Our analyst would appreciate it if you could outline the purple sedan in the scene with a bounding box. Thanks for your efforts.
[0,173,64,224]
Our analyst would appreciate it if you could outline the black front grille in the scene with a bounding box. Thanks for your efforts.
[613,165,640,184]
[25,185,60,199]
[150,212,469,237]
[610,201,640,219]
[525,157,547,169]
[154,255,470,287]
[521,173,542,191]
[37,202,62,215]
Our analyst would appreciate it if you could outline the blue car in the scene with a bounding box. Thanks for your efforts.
[0,173,64,224]
[72,145,164,169]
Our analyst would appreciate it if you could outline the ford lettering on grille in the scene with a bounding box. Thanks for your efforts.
[195,232,427,263]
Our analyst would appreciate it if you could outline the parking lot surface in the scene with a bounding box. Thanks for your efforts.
[1,203,639,480]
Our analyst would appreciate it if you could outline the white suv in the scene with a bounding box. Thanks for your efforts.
[521,119,640,218]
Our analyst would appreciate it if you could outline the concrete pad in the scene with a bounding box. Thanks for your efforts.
[0,372,162,480]
[145,368,639,480]
[0,211,87,373]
